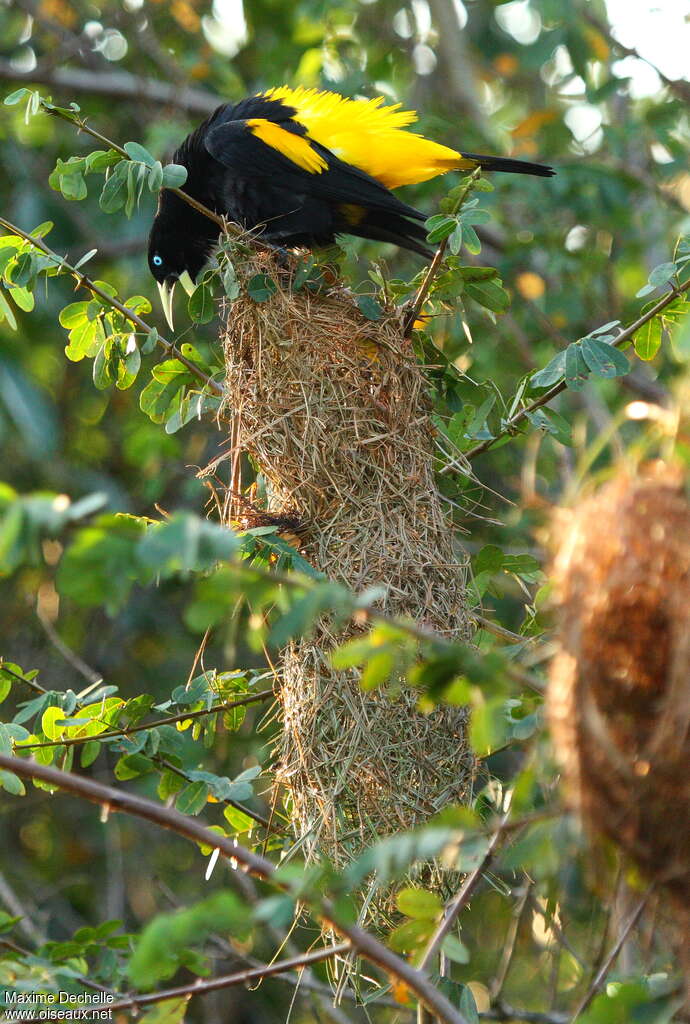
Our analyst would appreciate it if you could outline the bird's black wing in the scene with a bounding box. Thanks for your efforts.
[204,118,424,222]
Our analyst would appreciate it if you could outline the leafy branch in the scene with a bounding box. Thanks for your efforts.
[0,753,472,1024]
[463,274,690,461]
[0,216,224,397]
[14,689,273,751]
[4,90,230,234]
[404,167,484,334]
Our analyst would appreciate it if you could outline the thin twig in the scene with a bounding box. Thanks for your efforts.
[570,889,652,1021]
[36,609,102,685]
[0,661,47,695]
[463,278,690,461]
[17,945,352,1023]
[419,811,511,971]
[490,878,534,1000]
[404,168,482,334]
[0,754,471,1024]
[0,216,224,396]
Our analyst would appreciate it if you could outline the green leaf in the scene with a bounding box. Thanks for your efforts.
[0,290,17,331]
[60,172,87,201]
[138,998,188,1024]
[80,740,101,768]
[188,283,215,324]
[525,407,572,445]
[465,279,509,313]
[222,260,240,300]
[565,342,589,389]
[124,141,157,167]
[247,273,277,303]
[161,163,188,188]
[356,294,383,321]
[176,781,209,815]
[388,918,434,953]
[441,934,470,964]
[4,88,31,106]
[396,888,442,920]
[580,336,629,378]
[59,302,90,328]
[426,215,458,244]
[65,318,105,362]
[531,349,566,389]
[223,805,255,835]
[0,770,25,796]
[634,318,663,361]
[148,160,164,192]
[99,161,130,214]
[648,261,676,288]
[115,754,155,780]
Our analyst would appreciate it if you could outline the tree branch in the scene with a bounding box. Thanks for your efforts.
[0,216,224,397]
[0,59,220,116]
[463,278,690,461]
[0,754,471,1024]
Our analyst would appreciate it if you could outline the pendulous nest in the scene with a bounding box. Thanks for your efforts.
[548,463,690,986]
[211,241,475,864]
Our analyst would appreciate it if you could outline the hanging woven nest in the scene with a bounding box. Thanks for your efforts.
[210,240,475,865]
[547,463,690,982]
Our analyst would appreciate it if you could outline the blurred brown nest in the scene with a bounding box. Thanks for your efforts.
[213,240,475,864]
[548,464,690,961]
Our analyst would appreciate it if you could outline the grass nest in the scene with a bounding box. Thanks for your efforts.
[547,463,690,983]
[213,241,475,865]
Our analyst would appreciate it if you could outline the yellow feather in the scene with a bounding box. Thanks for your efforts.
[246,117,328,174]
[261,86,467,189]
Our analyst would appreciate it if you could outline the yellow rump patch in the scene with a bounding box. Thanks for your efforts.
[246,118,327,174]
[259,85,464,190]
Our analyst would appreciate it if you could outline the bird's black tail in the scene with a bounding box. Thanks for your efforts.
[460,152,555,177]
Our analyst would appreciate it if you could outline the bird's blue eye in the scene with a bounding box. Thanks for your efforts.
[152,255,163,267]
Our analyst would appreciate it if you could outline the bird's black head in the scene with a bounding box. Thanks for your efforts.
[148,192,219,328]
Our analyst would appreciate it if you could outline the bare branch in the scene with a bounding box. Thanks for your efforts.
[571,890,652,1020]
[419,812,511,971]
[0,59,220,116]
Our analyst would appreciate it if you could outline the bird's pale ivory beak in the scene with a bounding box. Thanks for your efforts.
[157,279,176,332]
[179,270,195,297]
[157,272,196,331]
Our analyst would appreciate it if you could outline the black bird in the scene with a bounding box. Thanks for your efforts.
[147,85,554,328]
